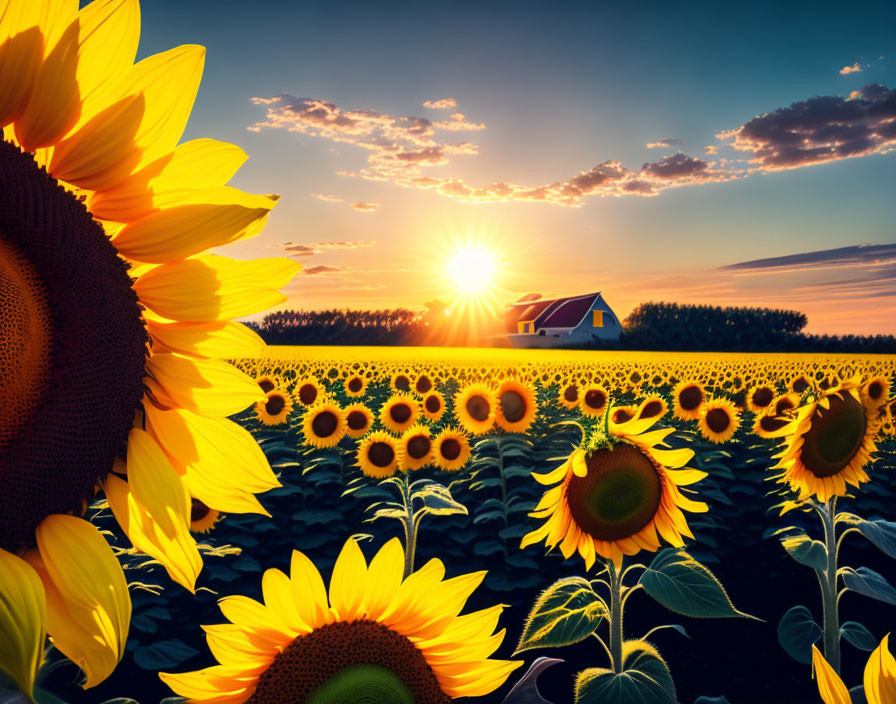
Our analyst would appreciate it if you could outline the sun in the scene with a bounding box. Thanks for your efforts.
[447,244,497,295]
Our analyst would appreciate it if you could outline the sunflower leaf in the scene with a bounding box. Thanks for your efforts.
[413,483,468,518]
[780,533,828,571]
[777,605,822,664]
[574,641,676,704]
[840,621,878,651]
[640,549,756,619]
[841,566,896,606]
[853,519,896,560]
[515,577,607,654]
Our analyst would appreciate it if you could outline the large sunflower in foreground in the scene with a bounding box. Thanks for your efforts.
[160,537,521,703]
[0,0,299,694]
[522,399,708,568]
[772,377,880,502]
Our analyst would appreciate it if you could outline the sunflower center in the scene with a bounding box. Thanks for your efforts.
[368,442,395,468]
[868,380,884,400]
[705,408,730,433]
[678,386,702,411]
[612,408,633,424]
[563,384,578,402]
[247,620,450,704]
[312,411,339,438]
[775,398,795,415]
[190,498,211,523]
[792,376,809,393]
[390,403,412,424]
[407,435,431,459]
[347,410,369,431]
[424,395,441,413]
[465,395,490,421]
[415,376,432,394]
[348,377,363,392]
[566,443,663,542]
[752,387,773,408]
[0,140,147,553]
[394,375,410,392]
[759,414,789,434]
[500,390,526,423]
[266,394,286,416]
[800,395,867,478]
[639,400,663,419]
[440,439,462,461]
[258,378,276,393]
[299,383,318,405]
[584,389,607,410]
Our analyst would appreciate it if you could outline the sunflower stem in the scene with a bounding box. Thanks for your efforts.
[819,498,841,674]
[607,558,624,673]
[398,473,416,579]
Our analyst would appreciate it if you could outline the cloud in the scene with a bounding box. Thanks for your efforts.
[717,84,896,171]
[251,84,895,208]
[310,193,343,202]
[351,201,380,212]
[840,62,862,75]
[303,265,344,275]
[721,243,896,272]
[645,137,684,149]
[277,240,376,257]
[423,98,457,109]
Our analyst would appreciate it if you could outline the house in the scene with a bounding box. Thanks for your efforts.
[504,292,622,348]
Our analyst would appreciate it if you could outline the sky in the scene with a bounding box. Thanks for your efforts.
[138,0,896,335]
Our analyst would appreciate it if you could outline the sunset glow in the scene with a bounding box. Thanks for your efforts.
[447,245,497,295]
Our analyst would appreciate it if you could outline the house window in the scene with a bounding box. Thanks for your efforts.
[592,310,604,327]
[518,320,535,334]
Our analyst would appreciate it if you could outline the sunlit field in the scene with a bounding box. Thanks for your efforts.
[47,347,895,704]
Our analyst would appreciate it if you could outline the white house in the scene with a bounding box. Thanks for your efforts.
[504,292,622,348]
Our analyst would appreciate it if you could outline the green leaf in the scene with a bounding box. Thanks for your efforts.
[840,621,878,651]
[777,605,821,664]
[640,549,755,619]
[413,483,468,517]
[133,639,200,670]
[515,577,607,654]
[841,567,896,606]
[855,519,896,560]
[575,641,676,704]
[781,533,828,571]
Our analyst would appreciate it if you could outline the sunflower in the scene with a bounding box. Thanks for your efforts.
[773,378,880,502]
[789,374,811,394]
[672,381,704,420]
[413,372,434,395]
[189,499,220,533]
[752,408,794,439]
[580,384,610,418]
[454,383,496,435]
[697,398,740,444]
[357,432,401,478]
[294,377,323,407]
[344,373,368,398]
[255,388,294,426]
[609,404,638,426]
[0,0,296,693]
[343,402,374,439]
[160,537,521,703]
[861,376,890,412]
[433,427,472,472]
[746,384,775,413]
[558,381,581,409]
[522,407,707,568]
[812,635,895,704]
[421,390,446,422]
[390,372,412,393]
[302,401,347,449]
[400,425,434,471]
[494,379,537,433]
[381,393,420,434]
[255,374,282,395]
[633,394,668,422]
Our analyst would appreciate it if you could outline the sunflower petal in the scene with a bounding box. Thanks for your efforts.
[135,256,301,322]
[865,634,896,704]
[0,5,43,126]
[0,548,46,699]
[328,538,368,623]
[147,319,265,359]
[812,645,851,704]
[33,515,130,687]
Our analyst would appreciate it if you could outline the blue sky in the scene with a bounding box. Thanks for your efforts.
[138,0,895,333]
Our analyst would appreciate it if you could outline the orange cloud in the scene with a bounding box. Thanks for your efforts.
[277,240,376,257]
[351,201,380,212]
[310,193,343,202]
[423,98,457,109]
[645,137,683,149]
[840,62,862,75]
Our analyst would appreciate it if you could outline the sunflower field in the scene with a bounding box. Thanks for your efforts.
[12,346,890,704]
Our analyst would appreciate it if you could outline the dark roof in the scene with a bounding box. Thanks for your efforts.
[505,292,600,333]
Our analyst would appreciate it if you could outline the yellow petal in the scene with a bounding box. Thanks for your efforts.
[0,6,43,126]
[72,0,139,109]
[812,645,851,704]
[144,404,279,514]
[363,538,404,621]
[112,187,277,263]
[147,352,264,417]
[159,664,257,703]
[88,138,247,221]
[34,515,130,688]
[260,568,309,637]
[328,538,368,622]
[148,319,264,359]
[134,255,301,322]
[865,634,896,704]
[289,550,331,629]
[572,450,588,477]
[0,548,46,699]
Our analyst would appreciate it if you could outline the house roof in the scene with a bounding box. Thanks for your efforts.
[505,292,601,333]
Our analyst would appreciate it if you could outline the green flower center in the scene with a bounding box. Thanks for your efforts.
[308,664,414,704]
